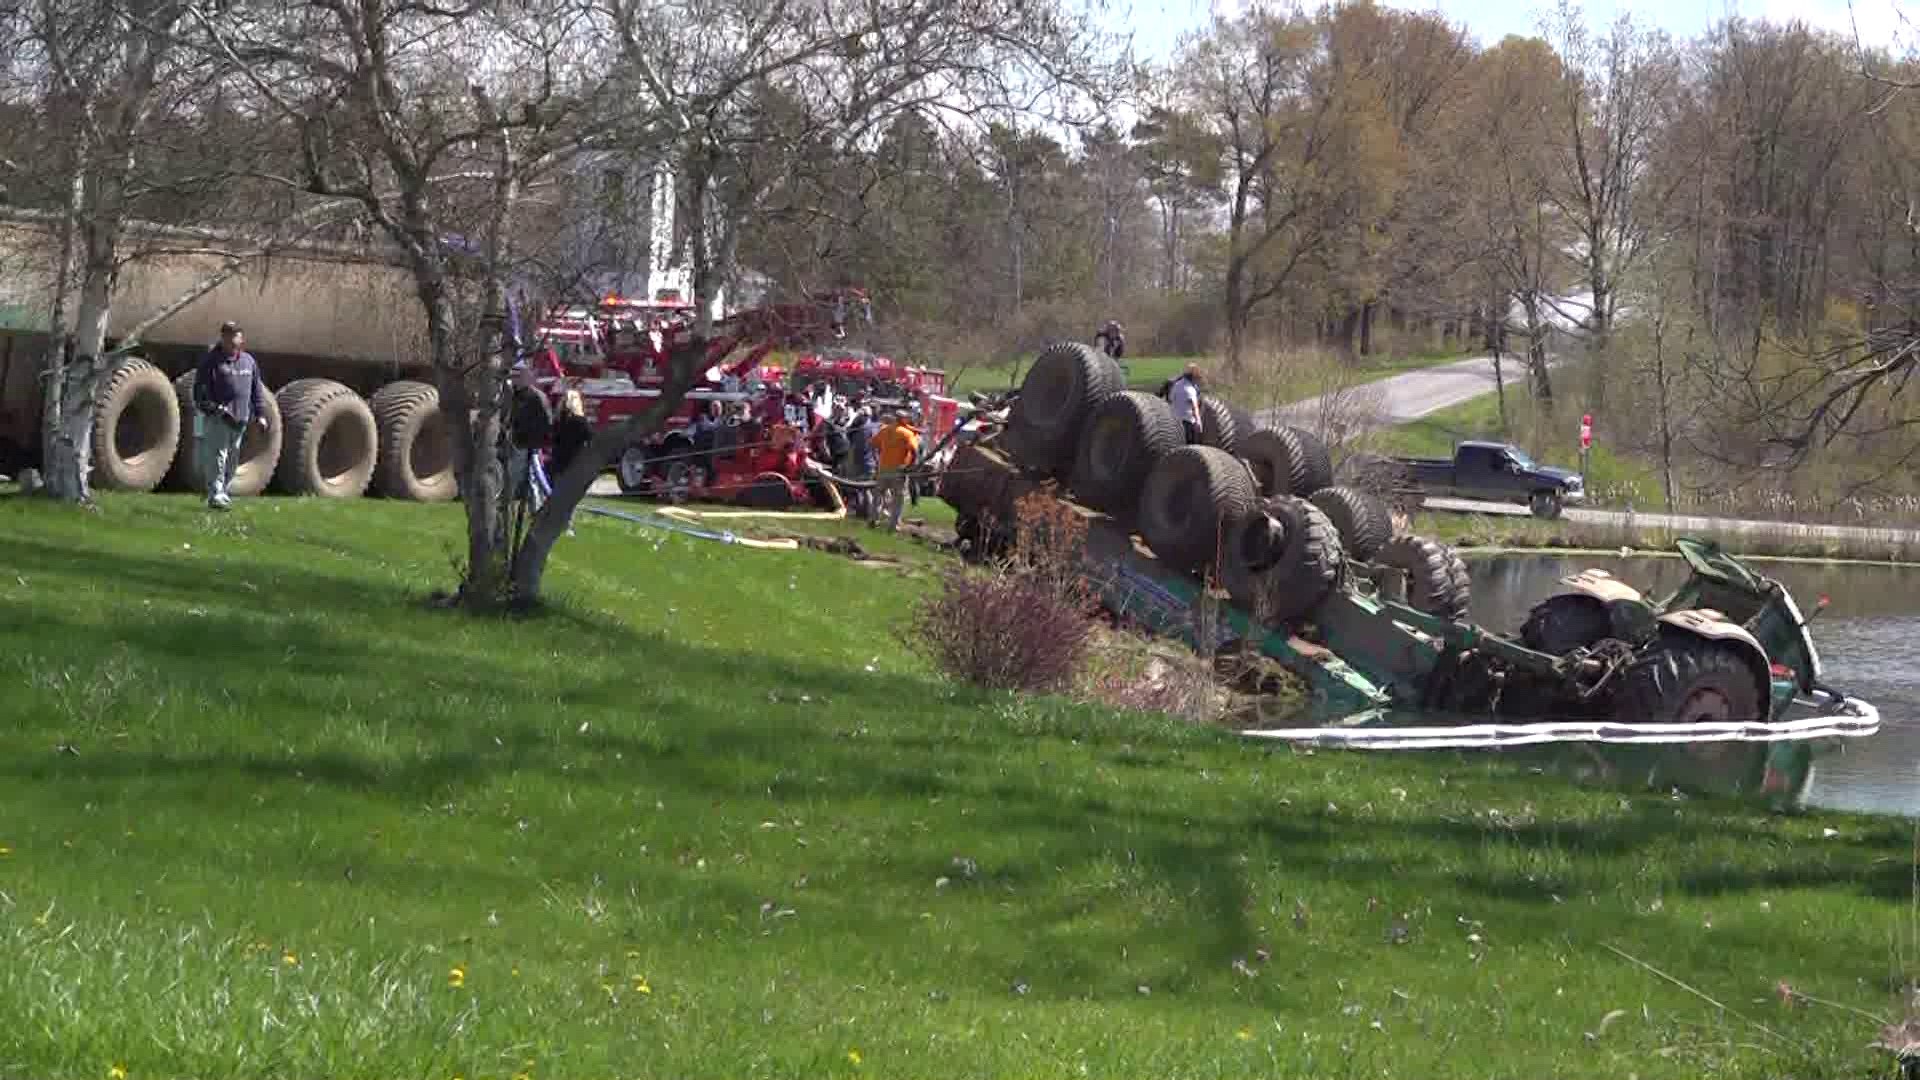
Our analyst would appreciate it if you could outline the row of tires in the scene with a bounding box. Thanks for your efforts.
[973,341,1471,627]
[88,358,456,501]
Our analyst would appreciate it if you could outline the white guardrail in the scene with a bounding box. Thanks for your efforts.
[1238,697,1882,751]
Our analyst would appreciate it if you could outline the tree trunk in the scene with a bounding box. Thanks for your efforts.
[37,174,80,490]
[45,219,120,503]
[1492,339,1509,431]
[1358,301,1375,358]
[1521,292,1554,408]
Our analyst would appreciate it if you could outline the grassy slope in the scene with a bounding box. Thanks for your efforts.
[1,493,1914,1080]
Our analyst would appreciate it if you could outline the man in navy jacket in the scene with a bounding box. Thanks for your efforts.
[191,321,269,510]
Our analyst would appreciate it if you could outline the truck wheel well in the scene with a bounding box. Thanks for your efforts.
[1646,626,1772,716]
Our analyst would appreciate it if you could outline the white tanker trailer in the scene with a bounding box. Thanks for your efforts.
[0,212,471,500]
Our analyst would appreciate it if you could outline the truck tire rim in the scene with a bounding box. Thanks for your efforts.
[619,447,647,488]
[1677,686,1734,724]
[665,461,692,501]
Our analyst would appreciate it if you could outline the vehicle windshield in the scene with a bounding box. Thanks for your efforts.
[1505,446,1536,468]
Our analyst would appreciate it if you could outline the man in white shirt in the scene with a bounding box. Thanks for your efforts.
[1168,363,1204,444]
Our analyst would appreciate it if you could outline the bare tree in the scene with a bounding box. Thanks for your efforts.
[1541,3,1680,414]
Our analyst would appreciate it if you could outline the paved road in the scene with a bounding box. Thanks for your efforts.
[1258,354,1521,430]
[1253,354,1920,549]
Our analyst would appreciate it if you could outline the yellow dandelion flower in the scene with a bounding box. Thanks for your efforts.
[847,1049,862,1066]
[1236,1028,1253,1041]
[108,1065,127,1080]
[511,966,521,978]
[626,949,640,960]
[448,966,466,989]
[0,844,12,856]
[281,951,299,967]
[631,975,651,994]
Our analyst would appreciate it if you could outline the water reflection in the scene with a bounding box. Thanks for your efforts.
[1465,551,1920,817]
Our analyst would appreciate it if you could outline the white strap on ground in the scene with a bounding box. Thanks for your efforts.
[1238,702,1881,751]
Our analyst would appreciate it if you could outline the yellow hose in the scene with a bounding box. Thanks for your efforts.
[657,504,849,522]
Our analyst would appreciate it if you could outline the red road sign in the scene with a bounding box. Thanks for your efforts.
[1579,413,1593,449]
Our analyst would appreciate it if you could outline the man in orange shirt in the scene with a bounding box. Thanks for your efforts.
[870,410,921,531]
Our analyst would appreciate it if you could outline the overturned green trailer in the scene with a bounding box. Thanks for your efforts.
[935,343,1880,802]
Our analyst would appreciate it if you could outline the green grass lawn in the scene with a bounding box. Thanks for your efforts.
[1,492,1915,1079]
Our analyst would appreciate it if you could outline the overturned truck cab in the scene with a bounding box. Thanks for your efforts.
[936,353,1878,804]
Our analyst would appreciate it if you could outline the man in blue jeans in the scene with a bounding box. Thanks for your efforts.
[191,321,269,510]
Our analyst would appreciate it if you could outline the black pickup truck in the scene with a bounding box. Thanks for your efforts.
[1383,440,1585,519]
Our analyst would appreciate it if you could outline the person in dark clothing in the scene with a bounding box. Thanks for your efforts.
[191,321,270,510]
[846,408,879,516]
[504,361,553,508]
[549,389,594,475]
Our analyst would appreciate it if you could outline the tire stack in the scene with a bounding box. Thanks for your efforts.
[973,340,1480,629]
[84,360,459,502]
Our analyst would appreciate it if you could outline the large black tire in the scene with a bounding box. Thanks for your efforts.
[272,378,377,498]
[165,370,284,496]
[1373,534,1471,622]
[91,357,180,492]
[1519,594,1611,655]
[1138,444,1258,572]
[1007,342,1123,474]
[370,380,455,502]
[1240,425,1310,497]
[1070,390,1182,517]
[1289,425,1335,495]
[1612,634,1764,724]
[1219,495,1344,627]
[1308,485,1392,561]
[1196,395,1242,454]
[1530,489,1565,520]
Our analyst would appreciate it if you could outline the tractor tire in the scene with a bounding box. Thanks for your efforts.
[1441,544,1471,618]
[1374,534,1471,622]
[1341,452,1421,514]
[1289,425,1335,495]
[1007,341,1123,473]
[1138,444,1258,573]
[1219,495,1345,628]
[736,471,797,509]
[370,381,455,502]
[1196,394,1242,454]
[1308,485,1392,562]
[272,378,378,498]
[1612,634,1764,724]
[164,370,284,497]
[1071,390,1182,518]
[1240,425,1310,497]
[91,357,180,492]
[1519,594,1611,655]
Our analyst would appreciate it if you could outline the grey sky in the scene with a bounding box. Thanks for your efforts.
[1108,0,1913,60]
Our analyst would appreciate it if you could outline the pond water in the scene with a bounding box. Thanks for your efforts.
[1467,552,1920,818]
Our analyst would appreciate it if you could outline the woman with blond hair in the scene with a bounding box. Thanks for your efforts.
[549,388,594,535]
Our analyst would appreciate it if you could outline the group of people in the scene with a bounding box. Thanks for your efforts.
[798,386,922,530]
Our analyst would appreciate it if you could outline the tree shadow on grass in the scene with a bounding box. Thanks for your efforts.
[2,531,1912,1004]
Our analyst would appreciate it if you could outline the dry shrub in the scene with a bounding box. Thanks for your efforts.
[905,489,1100,693]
